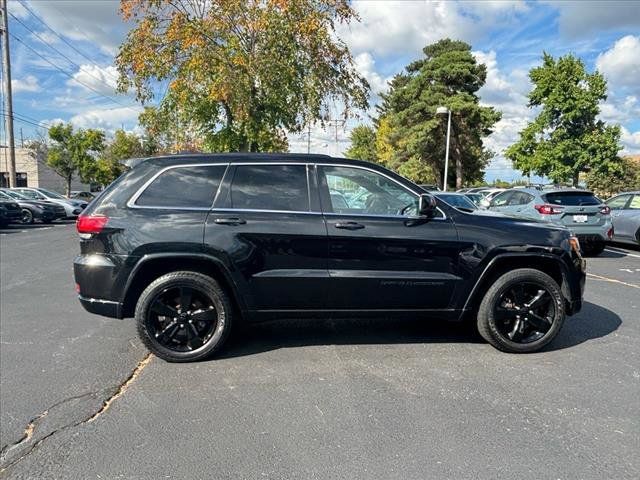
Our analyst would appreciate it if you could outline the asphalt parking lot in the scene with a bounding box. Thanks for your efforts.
[1,223,638,479]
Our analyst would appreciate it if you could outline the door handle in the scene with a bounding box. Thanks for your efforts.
[214,217,246,225]
[334,221,365,230]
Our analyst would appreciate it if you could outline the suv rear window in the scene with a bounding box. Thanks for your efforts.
[543,192,601,206]
[136,165,226,208]
[229,164,309,212]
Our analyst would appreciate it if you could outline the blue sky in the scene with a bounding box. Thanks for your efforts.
[2,0,640,183]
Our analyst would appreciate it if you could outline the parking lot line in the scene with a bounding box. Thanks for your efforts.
[605,247,640,259]
[587,272,640,289]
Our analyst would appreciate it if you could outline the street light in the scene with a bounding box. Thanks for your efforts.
[436,106,452,191]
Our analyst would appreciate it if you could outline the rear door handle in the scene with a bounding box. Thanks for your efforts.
[214,217,246,225]
[334,221,365,230]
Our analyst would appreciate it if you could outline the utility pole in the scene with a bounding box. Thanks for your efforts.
[1,0,16,187]
[19,127,23,147]
[306,124,311,154]
[326,118,345,157]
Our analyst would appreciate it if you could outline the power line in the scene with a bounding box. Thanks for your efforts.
[8,12,130,107]
[9,32,141,113]
[1,111,51,131]
[16,0,119,82]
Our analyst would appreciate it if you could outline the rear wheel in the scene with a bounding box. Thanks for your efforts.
[477,268,565,353]
[21,209,34,224]
[135,271,233,362]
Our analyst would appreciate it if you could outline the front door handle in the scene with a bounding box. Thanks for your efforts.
[334,221,365,230]
[214,217,246,226]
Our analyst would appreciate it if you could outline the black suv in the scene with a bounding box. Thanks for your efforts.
[74,154,585,361]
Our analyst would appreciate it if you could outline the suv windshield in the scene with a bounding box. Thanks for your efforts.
[543,192,601,206]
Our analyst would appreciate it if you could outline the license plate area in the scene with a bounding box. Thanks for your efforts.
[573,215,588,223]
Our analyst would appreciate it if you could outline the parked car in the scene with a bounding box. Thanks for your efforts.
[74,153,585,362]
[478,188,506,201]
[70,191,96,201]
[12,187,88,218]
[464,192,485,208]
[432,192,477,212]
[0,189,66,224]
[419,184,440,191]
[605,191,640,246]
[487,188,612,255]
[0,197,22,227]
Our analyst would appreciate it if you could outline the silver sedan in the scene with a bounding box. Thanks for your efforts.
[605,191,640,246]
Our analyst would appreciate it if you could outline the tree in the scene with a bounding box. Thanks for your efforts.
[586,156,640,197]
[95,130,156,185]
[379,39,501,189]
[46,123,105,196]
[344,125,376,162]
[116,0,369,153]
[505,53,623,186]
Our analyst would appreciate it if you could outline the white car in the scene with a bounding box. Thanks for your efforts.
[12,187,88,218]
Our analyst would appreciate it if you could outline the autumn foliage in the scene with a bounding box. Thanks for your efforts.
[116,0,369,152]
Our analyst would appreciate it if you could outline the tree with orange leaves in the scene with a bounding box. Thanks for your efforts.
[116,0,369,152]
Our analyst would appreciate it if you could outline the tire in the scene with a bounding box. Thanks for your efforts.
[477,268,565,353]
[135,271,233,362]
[21,209,34,224]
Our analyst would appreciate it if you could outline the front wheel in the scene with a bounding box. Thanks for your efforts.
[21,209,34,224]
[477,268,565,353]
[135,271,233,362]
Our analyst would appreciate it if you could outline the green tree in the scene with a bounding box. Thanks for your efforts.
[116,0,369,153]
[344,125,377,162]
[505,53,623,186]
[586,156,640,197]
[47,123,105,195]
[95,129,156,185]
[379,39,501,189]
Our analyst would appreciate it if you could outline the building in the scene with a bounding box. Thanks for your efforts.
[0,147,89,193]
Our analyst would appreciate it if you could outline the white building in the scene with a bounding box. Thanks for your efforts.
[1,147,89,193]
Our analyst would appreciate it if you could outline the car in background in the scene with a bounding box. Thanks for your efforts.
[70,191,96,202]
[605,191,640,247]
[0,189,65,224]
[12,187,88,218]
[432,192,477,212]
[464,192,485,208]
[0,197,22,227]
[487,188,612,255]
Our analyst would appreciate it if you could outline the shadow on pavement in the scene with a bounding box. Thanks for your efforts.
[598,249,627,258]
[544,301,621,351]
[218,301,620,359]
[219,316,481,360]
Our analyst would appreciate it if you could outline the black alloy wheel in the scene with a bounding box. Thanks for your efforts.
[492,282,555,344]
[477,268,565,353]
[21,208,34,224]
[136,271,232,362]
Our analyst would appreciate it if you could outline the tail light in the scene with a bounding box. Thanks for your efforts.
[607,227,614,240]
[534,204,564,215]
[600,206,611,215]
[76,214,109,234]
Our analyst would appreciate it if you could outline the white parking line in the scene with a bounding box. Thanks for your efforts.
[605,247,640,259]
[587,273,640,289]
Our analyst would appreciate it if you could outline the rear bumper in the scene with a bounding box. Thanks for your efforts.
[78,295,122,318]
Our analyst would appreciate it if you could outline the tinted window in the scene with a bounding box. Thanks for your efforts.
[490,191,513,207]
[230,164,309,211]
[320,165,416,216]
[543,192,600,206]
[509,192,534,205]
[437,194,476,210]
[136,165,226,208]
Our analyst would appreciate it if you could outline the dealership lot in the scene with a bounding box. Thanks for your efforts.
[1,223,638,479]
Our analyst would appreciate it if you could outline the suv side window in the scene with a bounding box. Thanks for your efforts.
[490,191,513,207]
[135,165,226,208]
[319,165,417,216]
[606,195,631,210]
[509,192,534,206]
[229,164,309,212]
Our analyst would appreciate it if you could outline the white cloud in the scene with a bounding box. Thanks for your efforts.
[29,30,60,45]
[620,126,640,154]
[354,52,393,97]
[549,1,640,38]
[11,75,41,93]
[69,106,143,134]
[67,64,120,96]
[7,0,29,19]
[596,35,640,96]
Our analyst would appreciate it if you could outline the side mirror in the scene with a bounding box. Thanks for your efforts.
[418,194,437,218]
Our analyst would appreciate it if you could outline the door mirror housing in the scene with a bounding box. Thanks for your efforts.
[418,194,437,218]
